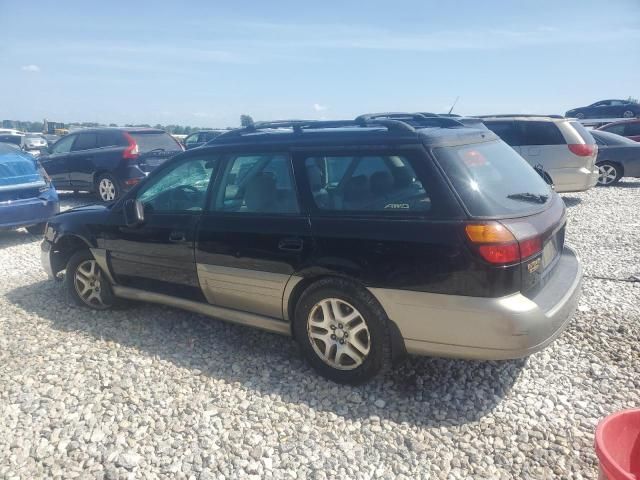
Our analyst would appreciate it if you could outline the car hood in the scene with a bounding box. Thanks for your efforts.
[64,204,109,214]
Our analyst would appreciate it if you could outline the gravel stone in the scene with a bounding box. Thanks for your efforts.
[0,186,639,479]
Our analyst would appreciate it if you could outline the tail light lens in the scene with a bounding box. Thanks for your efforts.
[123,132,139,160]
[568,144,597,157]
[465,223,543,265]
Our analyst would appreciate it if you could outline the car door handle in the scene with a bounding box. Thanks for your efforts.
[278,237,303,252]
[169,231,187,242]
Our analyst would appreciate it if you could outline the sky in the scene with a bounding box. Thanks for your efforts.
[1,0,639,128]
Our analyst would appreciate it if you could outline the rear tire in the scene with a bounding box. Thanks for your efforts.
[597,162,623,186]
[64,250,114,310]
[293,278,391,384]
[622,110,635,119]
[26,223,46,235]
[95,173,120,202]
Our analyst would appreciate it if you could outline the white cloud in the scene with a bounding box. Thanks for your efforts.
[313,103,327,112]
[21,64,40,72]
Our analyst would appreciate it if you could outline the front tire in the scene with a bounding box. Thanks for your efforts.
[294,278,391,384]
[597,162,623,186]
[64,250,114,310]
[96,173,120,202]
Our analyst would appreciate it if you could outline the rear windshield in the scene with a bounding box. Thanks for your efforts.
[0,150,42,187]
[434,140,552,217]
[129,132,181,152]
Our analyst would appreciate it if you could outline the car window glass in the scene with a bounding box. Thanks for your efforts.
[625,123,640,136]
[137,156,217,213]
[98,131,126,148]
[185,133,199,146]
[602,124,626,135]
[519,122,565,145]
[72,133,97,151]
[610,100,624,106]
[304,155,430,213]
[214,154,299,214]
[484,122,520,146]
[51,135,76,154]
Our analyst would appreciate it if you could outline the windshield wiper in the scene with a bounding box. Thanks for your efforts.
[507,192,549,204]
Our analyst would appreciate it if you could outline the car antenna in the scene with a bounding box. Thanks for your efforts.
[448,96,460,115]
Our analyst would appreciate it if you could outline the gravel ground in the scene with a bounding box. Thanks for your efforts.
[1,185,639,480]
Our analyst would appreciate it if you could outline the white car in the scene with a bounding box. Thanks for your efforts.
[22,133,48,153]
[481,115,599,192]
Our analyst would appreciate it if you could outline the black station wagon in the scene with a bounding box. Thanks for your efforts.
[41,114,582,383]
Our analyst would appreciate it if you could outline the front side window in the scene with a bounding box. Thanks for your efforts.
[184,133,199,147]
[601,124,626,135]
[137,155,217,213]
[214,154,299,214]
[51,135,76,154]
[484,121,521,146]
[304,155,430,213]
[72,133,97,151]
[625,123,640,136]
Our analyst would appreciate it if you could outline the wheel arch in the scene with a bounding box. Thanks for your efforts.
[597,160,624,176]
[50,233,93,275]
[284,273,407,363]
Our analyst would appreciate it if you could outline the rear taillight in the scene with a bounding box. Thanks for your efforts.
[568,144,597,157]
[465,223,543,265]
[123,132,139,160]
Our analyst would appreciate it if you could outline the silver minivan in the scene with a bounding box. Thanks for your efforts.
[482,116,599,192]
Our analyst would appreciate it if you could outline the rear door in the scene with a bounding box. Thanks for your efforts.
[196,150,312,319]
[517,121,566,171]
[39,134,77,188]
[105,152,219,299]
[483,121,522,155]
[68,131,98,189]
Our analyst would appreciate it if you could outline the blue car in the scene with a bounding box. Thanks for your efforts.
[0,143,59,234]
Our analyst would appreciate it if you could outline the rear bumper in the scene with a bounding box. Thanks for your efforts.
[369,245,582,360]
[0,197,59,229]
[551,167,599,193]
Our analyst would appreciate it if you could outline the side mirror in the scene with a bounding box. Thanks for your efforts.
[124,199,145,227]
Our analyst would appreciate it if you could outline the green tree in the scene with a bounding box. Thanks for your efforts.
[240,114,254,127]
[627,96,638,104]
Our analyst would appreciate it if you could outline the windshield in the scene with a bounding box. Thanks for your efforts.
[0,149,43,187]
[129,132,181,152]
[434,140,552,217]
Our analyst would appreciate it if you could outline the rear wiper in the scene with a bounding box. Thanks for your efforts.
[507,192,549,204]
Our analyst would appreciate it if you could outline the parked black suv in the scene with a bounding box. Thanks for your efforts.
[41,114,582,383]
[39,128,183,202]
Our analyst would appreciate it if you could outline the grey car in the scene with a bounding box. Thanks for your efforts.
[482,116,599,193]
[590,130,640,186]
[22,133,48,153]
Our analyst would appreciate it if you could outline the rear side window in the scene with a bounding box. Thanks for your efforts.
[626,123,640,136]
[434,140,552,217]
[304,155,431,213]
[568,121,596,145]
[129,132,181,152]
[519,122,564,145]
[484,121,521,146]
[98,131,127,148]
[72,133,97,151]
[601,124,626,135]
[213,154,299,214]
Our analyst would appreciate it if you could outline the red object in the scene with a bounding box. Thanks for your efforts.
[595,408,640,480]
[597,119,640,142]
[122,132,139,160]
[519,236,543,259]
[478,243,520,264]
[568,144,597,156]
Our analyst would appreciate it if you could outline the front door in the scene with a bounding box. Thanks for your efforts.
[196,151,312,319]
[39,133,77,188]
[105,152,220,299]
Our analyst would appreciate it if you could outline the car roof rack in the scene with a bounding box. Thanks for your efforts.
[477,114,565,119]
[356,112,464,128]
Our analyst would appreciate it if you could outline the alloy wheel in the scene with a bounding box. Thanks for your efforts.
[307,298,371,370]
[598,164,618,185]
[99,178,116,201]
[74,260,110,309]
[622,110,635,119]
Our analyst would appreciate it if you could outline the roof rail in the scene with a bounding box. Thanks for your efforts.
[477,114,565,119]
[356,112,464,128]
[211,117,416,141]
